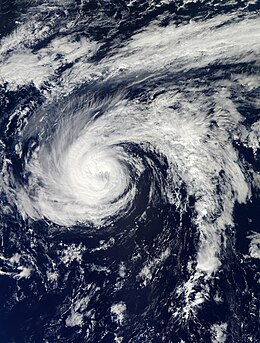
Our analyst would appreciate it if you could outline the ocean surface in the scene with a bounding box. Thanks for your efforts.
[0,1,259,342]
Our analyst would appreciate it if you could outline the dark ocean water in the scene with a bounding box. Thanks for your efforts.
[0,1,259,343]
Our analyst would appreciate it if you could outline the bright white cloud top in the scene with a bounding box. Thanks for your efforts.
[0,0,259,332]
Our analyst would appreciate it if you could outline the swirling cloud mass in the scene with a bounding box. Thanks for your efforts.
[0,1,259,342]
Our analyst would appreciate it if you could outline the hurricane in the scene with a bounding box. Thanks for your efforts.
[0,1,259,343]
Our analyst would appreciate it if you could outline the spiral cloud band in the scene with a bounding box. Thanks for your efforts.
[0,1,259,341]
